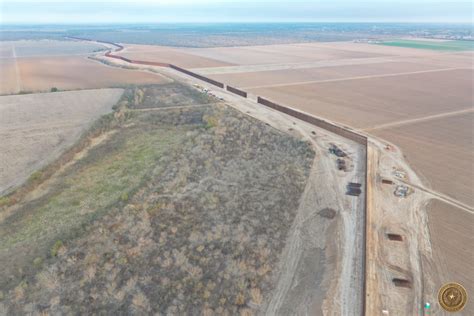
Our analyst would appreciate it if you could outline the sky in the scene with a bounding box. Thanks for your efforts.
[1,0,473,24]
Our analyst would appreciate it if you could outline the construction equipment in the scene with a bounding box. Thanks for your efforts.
[329,144,347,157]
[394,185,409,197]
[346,182,362,196]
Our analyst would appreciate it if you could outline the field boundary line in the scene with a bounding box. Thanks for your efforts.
[11,44,22,93]
[364,107,474,131]
[242,67,465,89]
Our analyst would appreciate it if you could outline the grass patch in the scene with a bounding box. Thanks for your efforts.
[377,39,474,51]
[122,83,215,109]
[0,127,184,250]
[28,171,43,183]
[0,196,11,208]
[50,240,63,257]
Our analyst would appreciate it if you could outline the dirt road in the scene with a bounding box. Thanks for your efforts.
[365,107,474,132]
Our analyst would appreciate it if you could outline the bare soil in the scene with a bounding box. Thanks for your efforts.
[248,69,473,129]
[0,59,20,94]
[422,199,473,315]
[0,56,170,94]
[118,44,234,68]
[206,61,441,88]
[0,40,106,58]
[373,111,474,207]
[186,43,387,66]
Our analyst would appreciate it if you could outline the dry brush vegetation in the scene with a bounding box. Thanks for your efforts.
[0,85,314,315]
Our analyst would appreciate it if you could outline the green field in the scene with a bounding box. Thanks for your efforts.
[377,39,474,51]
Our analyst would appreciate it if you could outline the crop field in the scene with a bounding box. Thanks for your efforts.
[0,40,106,58]
[377,39,474,51]
[0,86,316,315]
[248,69,473,129]
[372,111,474,207]
[423,200,473,313]
[0,56,170,94]
[0,88,124,194]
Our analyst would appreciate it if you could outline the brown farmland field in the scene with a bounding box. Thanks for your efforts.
[373,111,474,207]
[0,40,106,58]
[119,44,234,68]
[424,199,473,313]
[0,59,20,94]
[0,43,14,58]
[0,88,123,193]
[403,52,474,68]
[207,61,442,88]
[248,69,473,129]
[0,56,170,94]
[187,43,387,66]
[305,41,447,57]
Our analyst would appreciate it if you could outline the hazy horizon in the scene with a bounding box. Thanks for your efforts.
[1,0,473,24]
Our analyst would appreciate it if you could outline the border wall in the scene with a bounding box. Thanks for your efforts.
[130,60,171,67]
[169,65,225,88]
[226,86,247,98]
[96,40,124,51]
[104,52,131,63]
[257,97,367,145]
